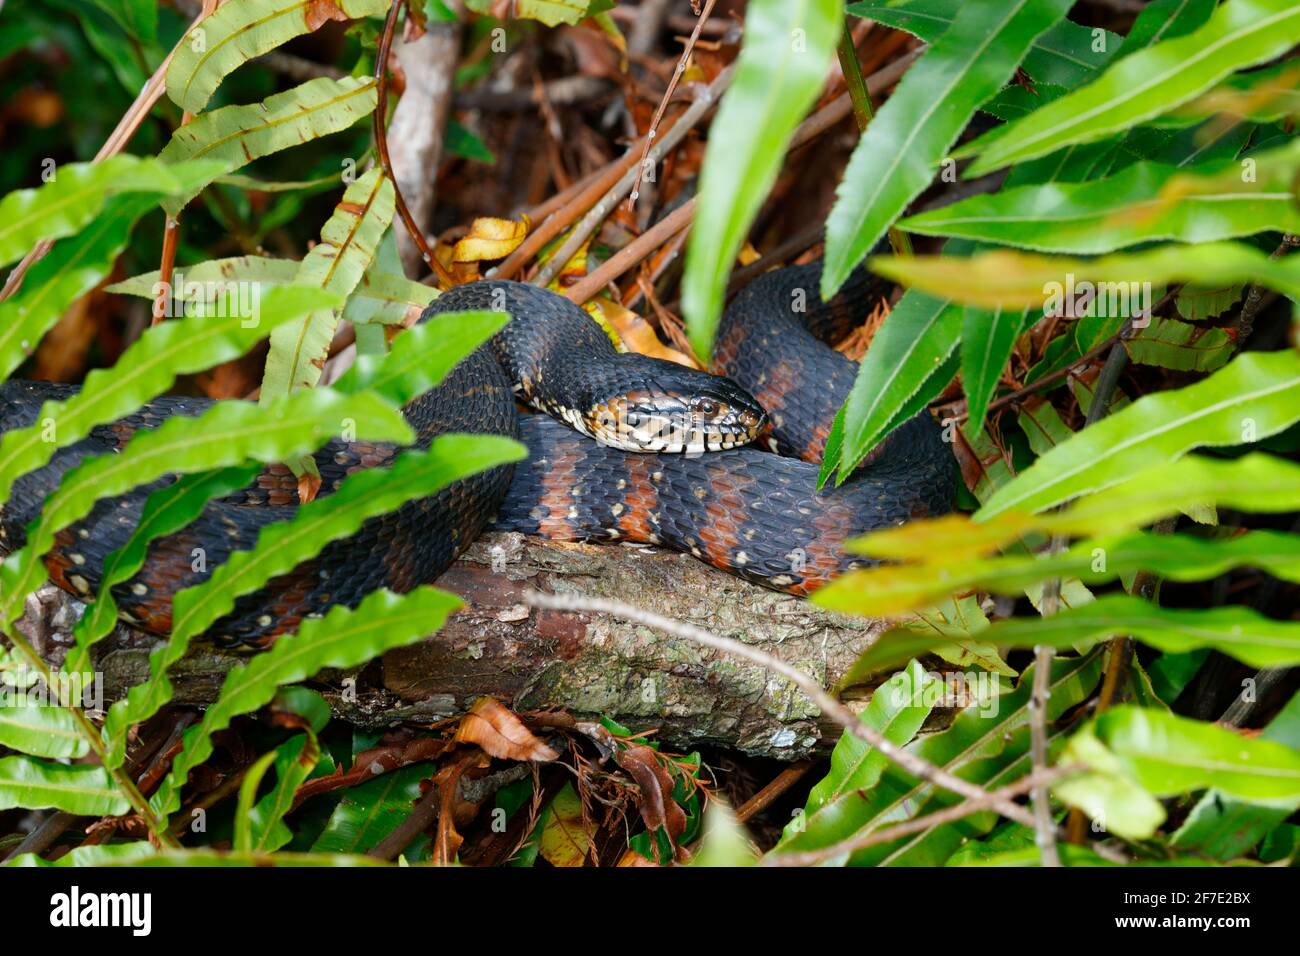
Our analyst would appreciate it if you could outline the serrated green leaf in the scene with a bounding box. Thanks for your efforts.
[0,156,211,269]
[824,290,961,485]
[332,310,507,404]
[5,842,159,867]
[908,595,1018,677]
[104,434,524,769]
[1146,649,1211,706]
[900,150,1300,254]
[152,586,463,818]
[1017,398,1074,455]
[1053,725,1166,840]
[682,0,841,361]
[801,661,937,818]
[1164,58,1300,127]
[0,284,336,509]
[1124,315,1235,371]
[846,1,1120,88]
[247,731,321,852]
[872,241,1300,309]
[167,0,391,113]
[961,306,1025,439]
[310,762,432,855]
[262,168,396,399]
[216,170,344,193]
[158,76,378,215]
[109,253,433,317]
[234,747,280,853]
[89,0,159,42]
[845,453,1300,563]
[108,255,300,297]
[1176,281,1245,320]
[818,529,1300,624]
[0,701,87,759]
[821,0,1075,297]
[773,654,1101,865]
[979,349,1300,519]
[1119,0,1217,56]
[0,196,152,382]
[1060,705,1300,840]
[342,228,433,330]
[960,0,1300,175]
[838,593,1300,678]
[0,756,130,815]
[13,846,386,866]
[1171,688,1300,860]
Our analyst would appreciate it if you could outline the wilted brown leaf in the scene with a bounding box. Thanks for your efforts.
[615,743,687,861]
[454,696,560,762]
[305,0,350,32]
[432,750,491,866]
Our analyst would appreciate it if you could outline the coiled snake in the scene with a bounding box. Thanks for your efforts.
[0,261,955,648]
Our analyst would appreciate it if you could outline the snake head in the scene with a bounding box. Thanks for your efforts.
[587,362,768,454]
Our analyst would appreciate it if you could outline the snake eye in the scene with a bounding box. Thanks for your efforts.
[698,400,716,416]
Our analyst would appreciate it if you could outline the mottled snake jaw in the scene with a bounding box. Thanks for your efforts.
[583,391,767,454]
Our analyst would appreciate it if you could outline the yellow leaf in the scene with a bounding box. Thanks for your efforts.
[452,216,529,263]
[594,296,699,368]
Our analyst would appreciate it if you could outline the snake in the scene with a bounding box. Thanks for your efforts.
[0,261,955,649]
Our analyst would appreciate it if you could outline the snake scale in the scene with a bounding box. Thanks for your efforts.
[0,261,955,648]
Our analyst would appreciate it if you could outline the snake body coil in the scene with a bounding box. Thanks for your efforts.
[0,264,955,648]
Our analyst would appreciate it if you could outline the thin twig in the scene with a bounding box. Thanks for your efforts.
[736,761,814,824]
[1220,667,1291,727]
[564,199,695,304]
[1237,233,1298,342]
[627,0,718,213]
[368,787,440,861]
[523,590,1045,830]
[1028,643,1061,867]
[491,153,644,282]
[532,64,736,288]
[373,0,448,284]
[555,50,920,302]
[151,216,182,326]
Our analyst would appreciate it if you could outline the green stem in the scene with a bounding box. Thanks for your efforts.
[835,21,913,258]
[2,623,179,848]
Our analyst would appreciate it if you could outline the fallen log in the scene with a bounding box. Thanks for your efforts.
[22,533,886,759]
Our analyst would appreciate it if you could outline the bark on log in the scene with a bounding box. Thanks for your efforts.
[24,533,886,759]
